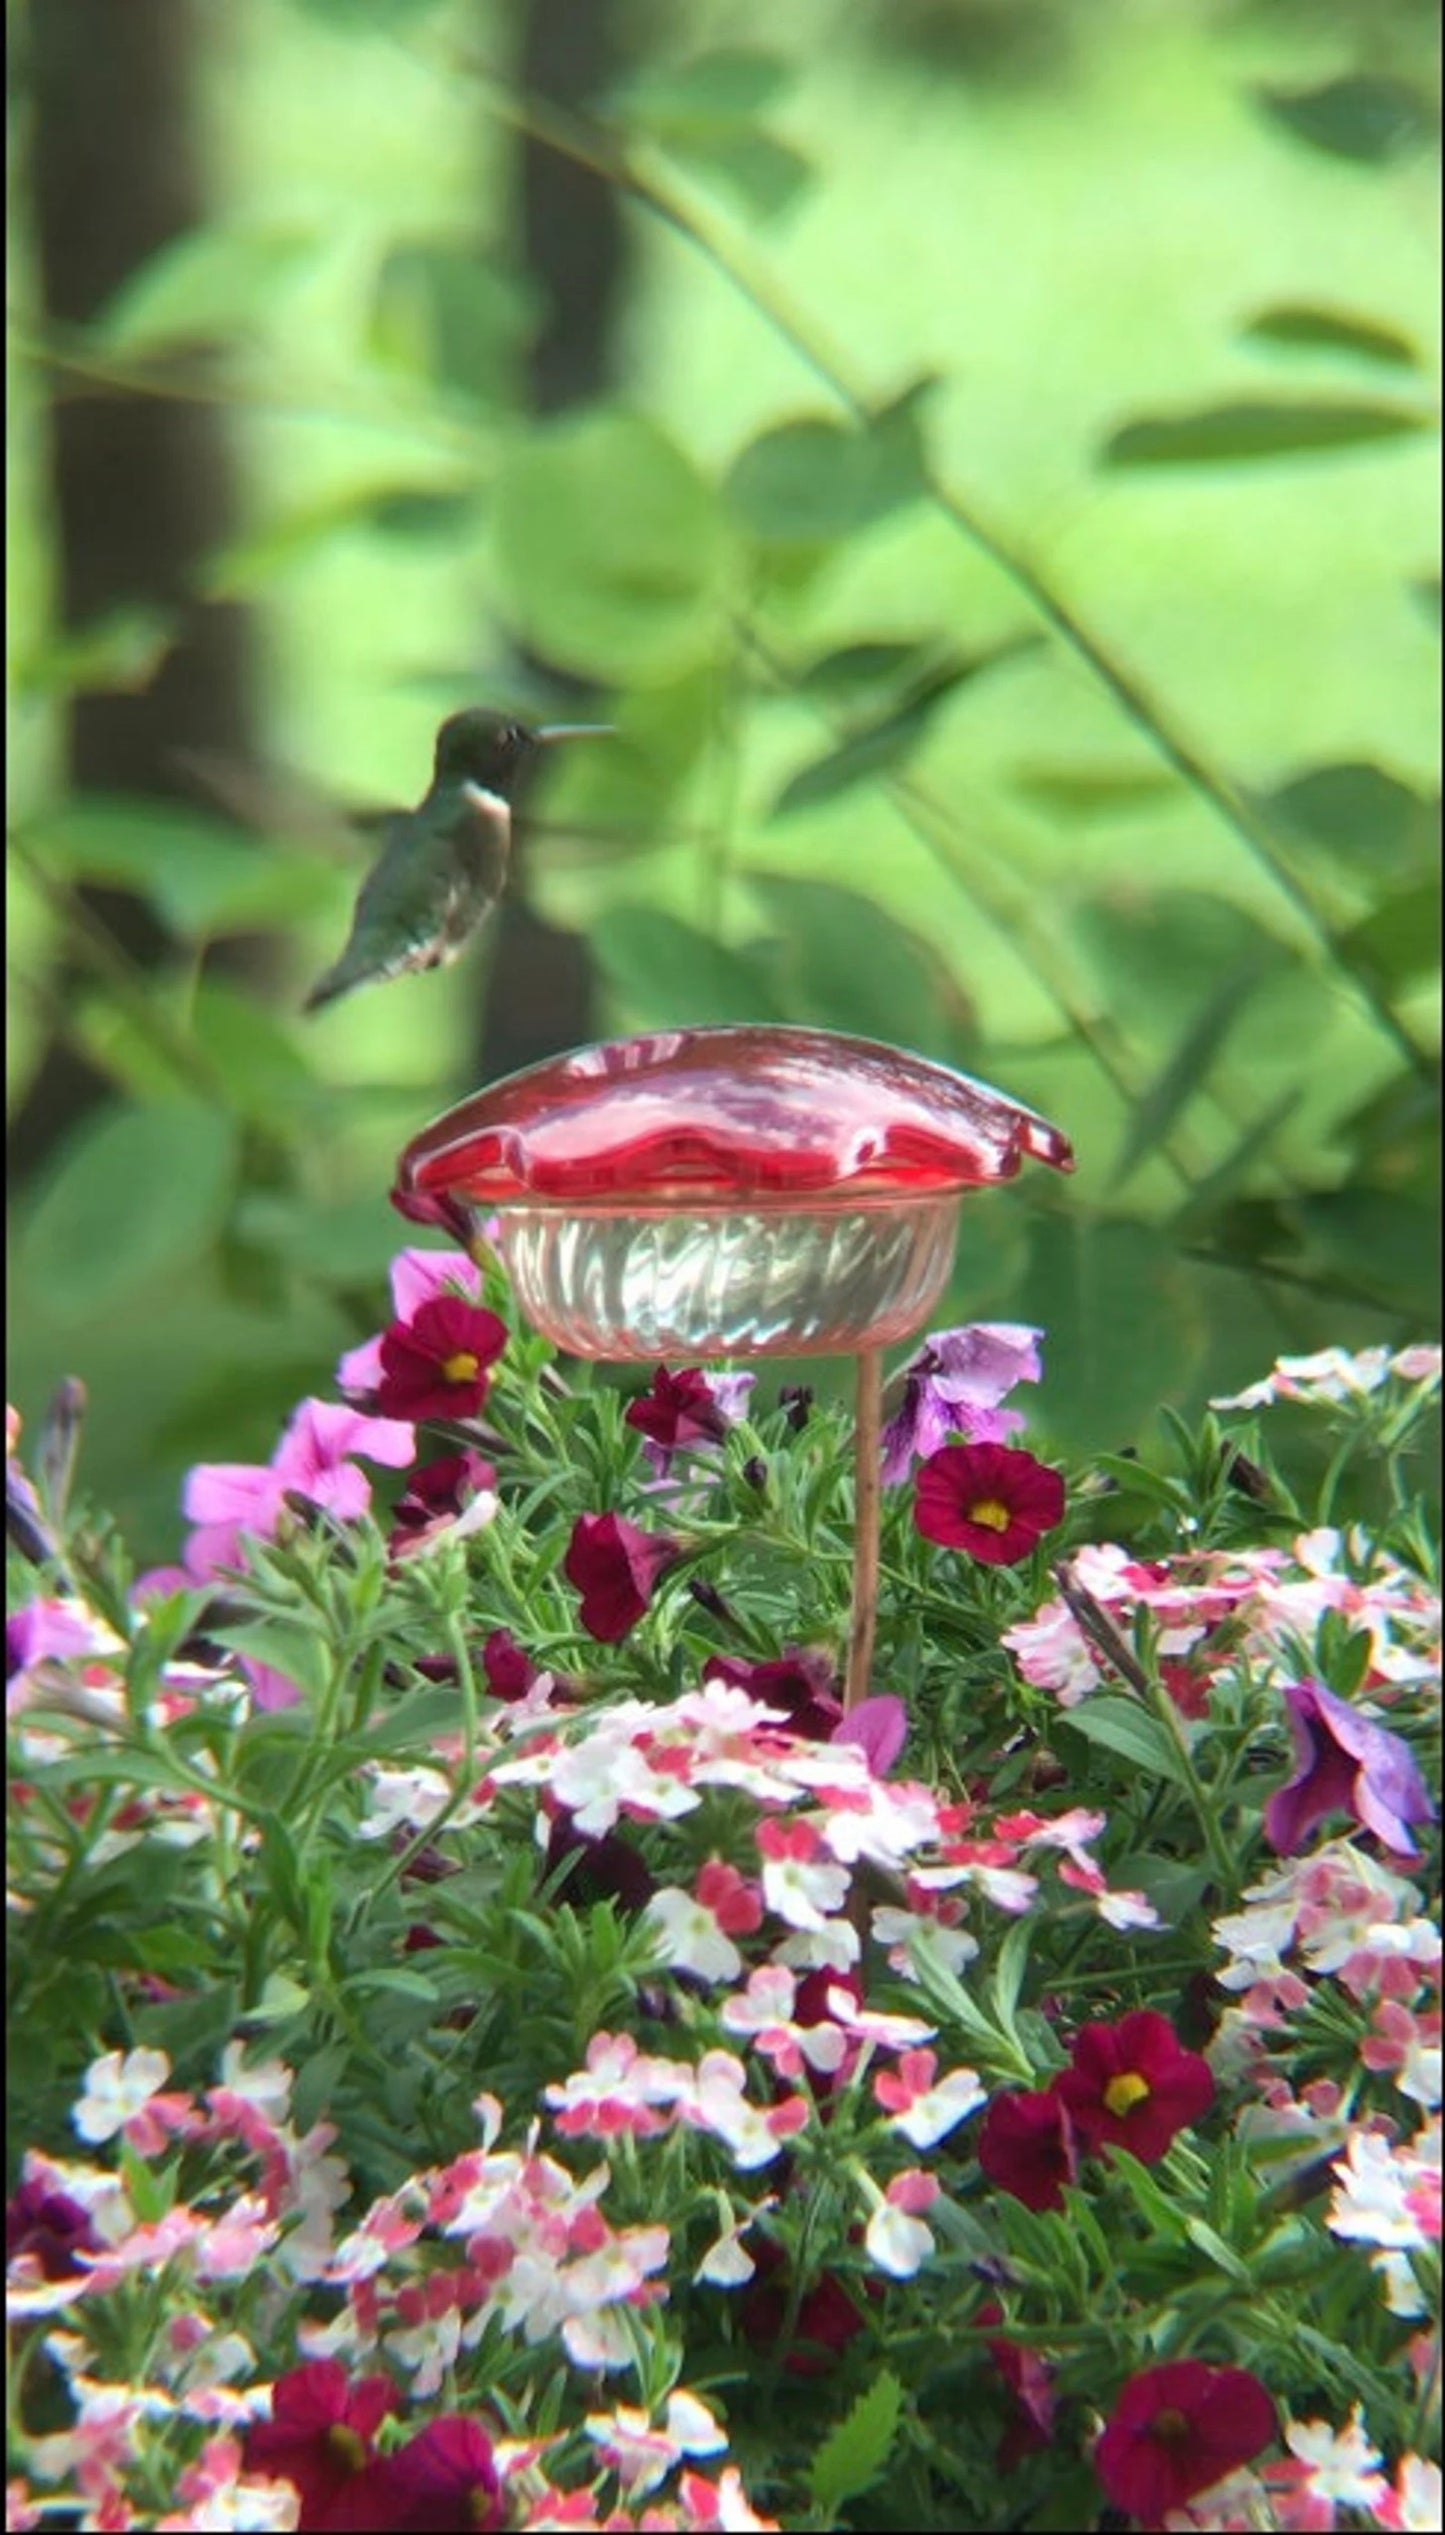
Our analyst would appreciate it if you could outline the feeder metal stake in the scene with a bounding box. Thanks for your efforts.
[845,1346,884,1713]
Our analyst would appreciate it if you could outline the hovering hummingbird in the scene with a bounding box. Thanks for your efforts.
[302,708,609,1014]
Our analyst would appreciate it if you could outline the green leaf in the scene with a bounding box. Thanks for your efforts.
[491,410,727,685]
[745,873,965,1056]
[15,607,177,700]
[1338,880,1443,993]
[1259,763,1438,880]
[611,48,793,129]
[1240,304,1423,372]
[1058,1695,1190,1787]
[592,906,785,1031]
[794,640,943,699]
[1102,399,1432,466]
[1255,75,1437,166]
[210,1623,330,1707]
[1110,961,1270,1191]
[1171,1090,1303,1235]
[26,799,337,937]
[92,224,322,356]
[772,639,1037,816]
[1014,1215,1208,1446]
[992,1914,1033,2030]
[1103,2146,1192,2240]
[369,242,535,403]
[1184,2216,1252,2282]
[1411,576,1441,630]
[725,385,933,544]
[1011,764,1179,818]
[1073,889,1294,1035]
[14,1102,239,1321]
[807,2370,903,2517]
[669,130,812,220]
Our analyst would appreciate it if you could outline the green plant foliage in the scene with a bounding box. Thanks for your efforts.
[807,2372,904,2517]
[14,1103,241,1322]
[1254,73,1437,165]
[89,223,324,355]
[1238,304,1424,372]
[1100,398,1433,466]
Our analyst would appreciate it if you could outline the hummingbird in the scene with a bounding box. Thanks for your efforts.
[302,708,609,1013]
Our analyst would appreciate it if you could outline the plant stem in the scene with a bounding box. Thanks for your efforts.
[845,1348,883,1713]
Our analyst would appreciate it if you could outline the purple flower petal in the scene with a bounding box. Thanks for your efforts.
[1266,1678,1434,1858]
[831,1693,909,1777]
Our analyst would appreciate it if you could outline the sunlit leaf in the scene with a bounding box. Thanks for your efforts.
[369,242,536,402]
[91,224,322,355]
[492,411,727,684]
[794,640,942,698]
[15,607,176,699]
[593,906,784,1031]
[203,480,483,599]
[1101,399,1432,466]
[25,801,339,937]
[671,129,812,218]
[746,874,966,1056]
[1014,1216,1208,1444]
[1057,1696,1190,1788]
[1338,881,1443,994]
[610,48,794,127]
[807,2372,903,2517]
[1239,304,1422,372]
[725,383,934,543]
[1258,762,1438,879]
[1073,891,1292,1038]
[1255,75,1437,166]
[14,1103,239,1321]
[1011,765,1179,818]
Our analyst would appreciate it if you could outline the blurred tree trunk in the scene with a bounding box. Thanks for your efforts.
[474,0,628,1086]
[9,0,256,1184]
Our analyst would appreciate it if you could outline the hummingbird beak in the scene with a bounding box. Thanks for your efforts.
[535,724,615,744]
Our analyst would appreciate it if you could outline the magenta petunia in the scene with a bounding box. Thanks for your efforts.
[482,1626,539,1700]
[624,1364,755,1474]
[182,1400,415,1580]
[1054,2008,1214,2165]
[913,1442,1065,1566]
[375,1296,507,1423]
[706,1648,843,1741]
[1094,2359,1278,2522]
[366,2416,503,2533]
[388,1450,496,1557]
[336,1245,484,1398]
[241,2359,398,2532]
[831,1693,909,1777]
[1265,1677,1435,1859]
[6,2174,101,2280]
[563,1511,681,1641]
[976,2086,1079,2213]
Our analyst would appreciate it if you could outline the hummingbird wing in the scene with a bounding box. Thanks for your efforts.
[302,790,510,1013]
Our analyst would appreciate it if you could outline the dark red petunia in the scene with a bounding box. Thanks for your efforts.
[913,1442,1065,1565]
[375,1298,507,1423]
[6,2175,101,2280]
[389,1451,496,1545]
[978,2301,1057,2472]
[1094,2360,1277,2522]
[482,1626,538,1700]
[368,2415,503,2533]
[1054,2008,1214,2166]
[976,2086,1079,2213]
[740,2237,873,2378]
[625,1366,728,1454]
[241,2360,398,2532]
[544,1806,656,1911]
[563,1512,680,1641]
[707,1649,843,1742]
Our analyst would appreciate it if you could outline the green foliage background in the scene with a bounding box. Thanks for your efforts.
[6,0,1441,1561]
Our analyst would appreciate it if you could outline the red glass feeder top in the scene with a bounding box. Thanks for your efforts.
[394,1026,1074,1216]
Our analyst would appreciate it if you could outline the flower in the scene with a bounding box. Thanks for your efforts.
[374,1296,507,1423]
[625,1366,755,1474]
[1265,1679,1435,1860]
[336,1247,484,1398]
[705,1650,842,1741]
[388,1451,497,1555]
[864,2168,939,2277]
[881,1322,1042,1483]
[976,2087,1079,2212]
[1281,2407,1387,2512]
[6,2174,101,2280]
[873,2048,986,2148]
[563,1513,681,1641]
[1094,2361,1278,2522]
[913,1443,1065,1565]
[182,1401,415,1580]
[241,2360,397,2532]
[364,2417,503,2533]
[1211,1348,1422,1411]
[1055,2009,1214,2165]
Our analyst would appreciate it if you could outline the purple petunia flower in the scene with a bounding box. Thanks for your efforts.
[881,1322,1042,1485]
[1265,1677,1435,1859]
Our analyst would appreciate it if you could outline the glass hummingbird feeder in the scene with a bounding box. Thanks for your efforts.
[393,1026,1073,1709]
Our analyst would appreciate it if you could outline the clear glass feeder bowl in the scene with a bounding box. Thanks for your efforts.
[393,1025,1074,1362]
[489,1193,964,1359]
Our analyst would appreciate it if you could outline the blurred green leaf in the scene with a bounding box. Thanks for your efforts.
[746,874,965,1055]
[1338,881,1443,994]
[189,984,324,1128]
[726,386,932,544]
[1015,1216,1208,1444]
[794,639,943,698]
[1102,400,1433,466]
[1254,75,1437,166]
[1239,304,1422,372]
[1010,764,1179,819]
[1411,577,1441,630]
[91,224,323,355]
[14,1103,239,1322]
[1335,1067,1440,1197]
[1291,1187,1440,1314]
[592,906,784,1030]
[1258,762,1438,879]
[1110,961,1270,1191]
[369,242,535,403]
[26,800,339,937]
[1171,1090,1303,1235]
[491,411,727,684]
[669,132,812,220]
[15,607,176,700]
[611,48,794,127]
[203,480,483,599]
[1074,891,1294,1036]
[1058,1696,1190,1788]
[773,638,1037,816]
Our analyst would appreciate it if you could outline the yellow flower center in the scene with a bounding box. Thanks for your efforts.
[325,2424,367,2474]
[1153,2406,1191,2443]
[967,1497,1013,1533]
[1103,2070,1151,2119]
[441,1351,480,1385]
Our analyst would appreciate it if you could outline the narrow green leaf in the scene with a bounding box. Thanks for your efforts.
[1258,762,1437,878]
[609,47,793,130]
[213,1624,330,1707]
[1184,2216,1252,2282]
[671,131,812,219]
[1255,75,1437,166]
[592,906,784,1031]
[1338,880,1443,992]
[1103,2146,1192,2239]
[807,2370,903,2517]
[1240,304,1422,372]
[1011,764,1178,818]
[15,607,177,700]
[772,638,1039,815]
[92,224,322,355]
[1109,961,1269,1190]
[1057,1696,1190,1788]
[745,874,964,1056]
[725,396,928,545]
[992,1915,1033,2030]
[1171,1091,1303,1236]
[1102,399,1432,467]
